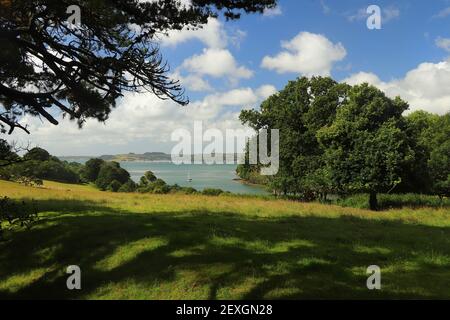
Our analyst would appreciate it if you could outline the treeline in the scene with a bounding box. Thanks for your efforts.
[0,146,82,184]
[0,142,230,196]
[237,77,449,210]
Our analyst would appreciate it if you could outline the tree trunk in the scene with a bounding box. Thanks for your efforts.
[369,191,378,211]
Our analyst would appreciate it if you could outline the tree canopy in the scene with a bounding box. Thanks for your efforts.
[238,77,449,210]
[239,76,349,199]
[317,84,414,210]
[0,0,276,134]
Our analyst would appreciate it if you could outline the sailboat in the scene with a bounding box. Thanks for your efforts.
[187,171,192,182]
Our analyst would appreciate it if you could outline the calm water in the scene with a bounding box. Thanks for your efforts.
[62,157,267,194]
[120,162,267,195]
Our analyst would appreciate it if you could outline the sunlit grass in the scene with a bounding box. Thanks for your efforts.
[1,179,450,299]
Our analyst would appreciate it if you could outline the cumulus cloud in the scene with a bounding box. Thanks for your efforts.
[261,32,346,76]
[159,17,251,89]
[181,48,253,83]
[342,59,450,115]
[203,85,277,108]
[159,18,228,49]
[8,85,276,155]
[171,71,213,92]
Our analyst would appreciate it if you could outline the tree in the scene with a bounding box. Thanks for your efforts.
[0,0,276,134]
[239,76,349,198]
[139,170,157,186]
[95,161,130,190]
[402,111,439,193]
[144,171,157,183]
[23,147,50,161]
[107,180,122,192]
[118,179,136,193]
[0,138,20,167]
[317,84,415,210]
[82,158,105,182]
[403,111,450,198]
[427,113,450,198]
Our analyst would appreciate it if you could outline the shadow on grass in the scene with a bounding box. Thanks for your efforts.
[1,199,450,299]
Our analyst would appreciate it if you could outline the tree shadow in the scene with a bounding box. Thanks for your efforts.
[1,199,450,299]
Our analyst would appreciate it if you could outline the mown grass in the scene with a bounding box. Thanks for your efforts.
[1,180,450,299]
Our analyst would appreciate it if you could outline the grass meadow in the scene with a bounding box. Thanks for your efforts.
[1,180,450,299]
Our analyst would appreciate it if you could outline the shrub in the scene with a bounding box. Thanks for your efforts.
[334,193,450,210]
[179,187,198,195]
[139,170,158,187]
[0,197,38,241]
[202,188,224,196]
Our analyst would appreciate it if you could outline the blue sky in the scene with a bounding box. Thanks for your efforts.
[161,0,450,96]
[8,0,450,155]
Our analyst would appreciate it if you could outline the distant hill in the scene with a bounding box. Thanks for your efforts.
[99,152,172,162]
[59,152,244,163]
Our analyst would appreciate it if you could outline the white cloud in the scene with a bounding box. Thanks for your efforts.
[8,85,276,155]
[256,85,278,100]
[171,71,213,92]
[263,5,282,17]
[159,17,251,90]
[203,85,277,108]
[433,7,450,19]
[342,59,450,115]
[436,37,450,52]
[159,18,228,49]
[261,32,346,76]
[181,48,253,82]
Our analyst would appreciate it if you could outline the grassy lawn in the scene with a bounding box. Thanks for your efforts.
[1,179,450,299]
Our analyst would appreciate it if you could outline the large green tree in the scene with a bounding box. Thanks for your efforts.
[239,76,349,198]
[0,0,276,134]
[317,84,415,210]
[406,111,450,198]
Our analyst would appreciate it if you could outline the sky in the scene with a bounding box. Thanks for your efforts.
[6,0,450,156]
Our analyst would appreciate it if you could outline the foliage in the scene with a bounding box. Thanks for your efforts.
[404,111,450,197]
[317,84,415,209]
[0,139,21,168]
[8,159,80,183]
[202,188,224,196]
[238,77,447,210]
[23,147,50,161]
[0,196,38,241]
[333,193,450,210]
[117,179,137,193]
[239,76,349,198]
[139,170,158,187]
[95,162,130,191]
[107,180,122,193]
[82,158,105,182]
[138,177,171,194]
[427,113,450,197]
